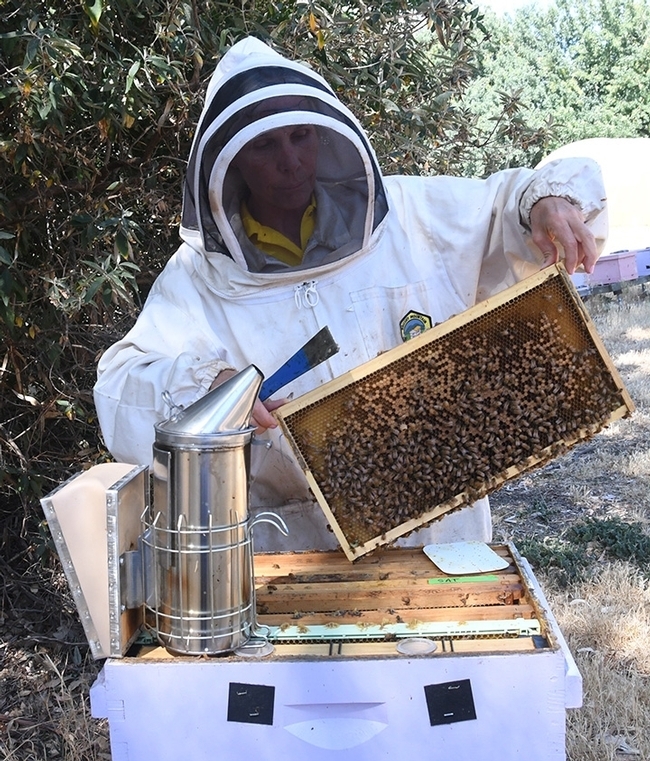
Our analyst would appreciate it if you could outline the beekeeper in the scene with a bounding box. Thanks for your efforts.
[94,36,607,551]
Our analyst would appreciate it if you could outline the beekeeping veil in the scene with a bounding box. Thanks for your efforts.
[180,36,389,272]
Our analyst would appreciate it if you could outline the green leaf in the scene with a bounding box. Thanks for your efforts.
[71,214,94,227]
[381,98,400,113]
[0,246,12,265]
[13,143,28,172]
[38,100,52,120]
[23,38,40,69]
[84,277,105,302]
[115,230,131,257]
[125,60,141,94]
[83,0,103,31]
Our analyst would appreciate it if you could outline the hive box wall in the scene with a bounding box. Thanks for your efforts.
[92,650,569,761]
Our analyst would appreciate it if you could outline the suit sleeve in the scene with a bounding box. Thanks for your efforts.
[93,247,234,465]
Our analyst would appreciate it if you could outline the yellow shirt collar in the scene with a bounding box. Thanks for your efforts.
[240,197,316,266]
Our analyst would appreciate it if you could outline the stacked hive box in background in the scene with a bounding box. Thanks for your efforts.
[587,250,638,286]
[276,265,635,561]
[636,247,650,279]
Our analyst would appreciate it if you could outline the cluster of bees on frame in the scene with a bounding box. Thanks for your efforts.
[288,285,624,547]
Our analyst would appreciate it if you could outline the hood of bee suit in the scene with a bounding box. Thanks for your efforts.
[180,36,389,273]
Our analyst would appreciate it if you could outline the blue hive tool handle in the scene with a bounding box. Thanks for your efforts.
[259,327,339,401]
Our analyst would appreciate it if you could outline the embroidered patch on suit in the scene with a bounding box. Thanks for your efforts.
[400,310,432,341]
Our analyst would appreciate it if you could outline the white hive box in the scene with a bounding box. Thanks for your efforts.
[90,544,581,761]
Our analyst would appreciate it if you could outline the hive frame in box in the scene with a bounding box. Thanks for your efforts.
[254,543,546,644]
[275,264,635,561]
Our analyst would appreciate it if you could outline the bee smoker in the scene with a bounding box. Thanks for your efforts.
[142,365,287,655]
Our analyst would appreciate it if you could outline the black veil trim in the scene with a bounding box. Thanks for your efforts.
[183,64,389,258]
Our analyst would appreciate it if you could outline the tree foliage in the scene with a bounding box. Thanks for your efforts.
[465,0,650,174]
[2,0,517,560]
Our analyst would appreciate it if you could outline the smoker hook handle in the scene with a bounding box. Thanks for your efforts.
[248,511,289,536]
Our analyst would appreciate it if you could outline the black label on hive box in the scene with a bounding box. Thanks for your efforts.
[424,679,477,726]
[227,682,275,725]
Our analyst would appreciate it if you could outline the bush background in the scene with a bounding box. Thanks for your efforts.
[0,0,509,553]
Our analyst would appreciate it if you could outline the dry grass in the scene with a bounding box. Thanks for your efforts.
[0,560,109,760]
[1,283,649,760]
[492,282,650,760]
[549,564,650,759]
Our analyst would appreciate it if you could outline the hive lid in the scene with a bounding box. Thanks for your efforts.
[275,264,635,561]
[40,463,148,659]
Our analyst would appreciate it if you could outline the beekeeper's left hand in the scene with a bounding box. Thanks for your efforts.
[529,196,598,276]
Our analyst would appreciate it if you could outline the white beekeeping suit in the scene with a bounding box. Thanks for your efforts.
[94,36,608,551]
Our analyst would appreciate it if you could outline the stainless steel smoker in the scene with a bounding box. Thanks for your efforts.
[146,365,287,654]
[41,365,287,658]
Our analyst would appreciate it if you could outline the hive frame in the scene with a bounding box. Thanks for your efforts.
[275,265,635,561]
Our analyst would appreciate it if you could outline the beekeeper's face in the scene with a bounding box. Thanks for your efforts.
[233,125,319,216]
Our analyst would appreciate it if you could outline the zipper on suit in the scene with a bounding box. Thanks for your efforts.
[294,280,319,308]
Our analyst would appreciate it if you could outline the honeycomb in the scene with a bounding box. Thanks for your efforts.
[276,267,634,560]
